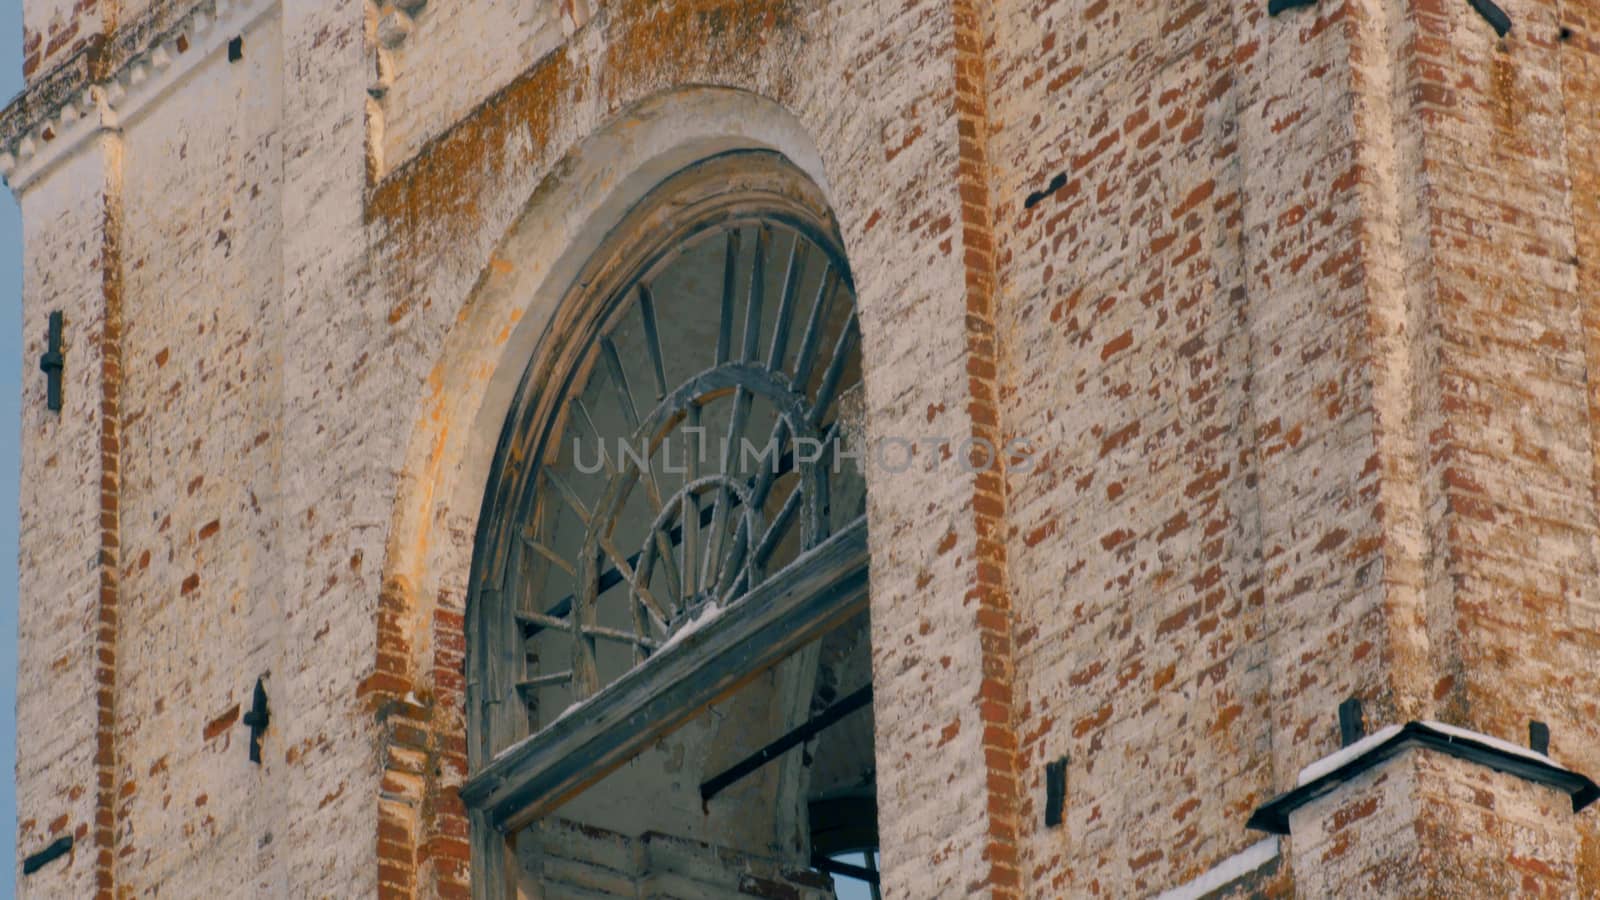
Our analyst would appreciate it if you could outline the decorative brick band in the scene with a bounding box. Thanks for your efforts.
[93,144,125,900]
[950,0,1022,895]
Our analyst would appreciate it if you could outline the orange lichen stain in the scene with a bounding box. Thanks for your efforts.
[424,363,448,424]
[489,254,514,275]
[599,0,802,103]
[427,424,450,489]
[368,51,574,236]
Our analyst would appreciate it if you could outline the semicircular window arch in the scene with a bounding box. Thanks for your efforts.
[466,152,871,784]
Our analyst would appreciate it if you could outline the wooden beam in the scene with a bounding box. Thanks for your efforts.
[462,515,870,833]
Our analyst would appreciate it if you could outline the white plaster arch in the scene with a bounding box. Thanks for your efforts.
[380,84,845,695]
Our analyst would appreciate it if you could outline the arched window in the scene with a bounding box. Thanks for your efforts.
[463,151,875,898]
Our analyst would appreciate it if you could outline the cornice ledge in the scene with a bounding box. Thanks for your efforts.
[1247,720,1600,835]
[0,0,277,193]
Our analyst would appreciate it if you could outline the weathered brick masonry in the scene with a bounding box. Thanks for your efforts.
[5,0,1600,896]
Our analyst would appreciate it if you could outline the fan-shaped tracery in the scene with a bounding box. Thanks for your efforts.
[474,167,865,752]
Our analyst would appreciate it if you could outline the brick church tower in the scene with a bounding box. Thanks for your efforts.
[5,0,1600,896]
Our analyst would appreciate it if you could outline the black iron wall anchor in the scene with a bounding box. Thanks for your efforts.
[1270,0,1509,35]
[1468,0,1512,37]
[22,834,72,875]
[1024,172,1068,210]
[1530,720,1551,755]
[39,310,63,413]
[1044,756,1069,828]
[242,677,270,764]
[1338,696,1366,747]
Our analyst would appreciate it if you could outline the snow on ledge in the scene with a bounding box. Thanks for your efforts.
[1298,721,1553,786]
[1154,838,1279,900]
[1419,720,1554,767]
[1297,724,1404,786]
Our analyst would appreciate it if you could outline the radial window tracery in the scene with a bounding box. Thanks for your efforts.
[475,162,866,753]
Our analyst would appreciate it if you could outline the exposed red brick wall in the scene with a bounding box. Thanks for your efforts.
[92,154,124,900]
[988,0,1390,892]
[362,571,472,899]
[13,0,1600,895]
[951,0,1023,896]
[1374,0,1600,805]
[1558,3,1600,890]
[22,0,114,81]
[1288,749,1581,894]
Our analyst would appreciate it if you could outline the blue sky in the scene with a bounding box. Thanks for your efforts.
[1,0,20,895]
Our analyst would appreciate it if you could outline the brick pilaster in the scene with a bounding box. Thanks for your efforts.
[91,133,124,900]
[951,1,1022,895]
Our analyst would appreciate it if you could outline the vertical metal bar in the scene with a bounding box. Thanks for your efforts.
[792,266,838,387]
[636,283,669,400]
[767,233,808,373]
[715,230,740,366]
[740,226,769,363]
[682,404,701,599]
[808,313,858,431]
